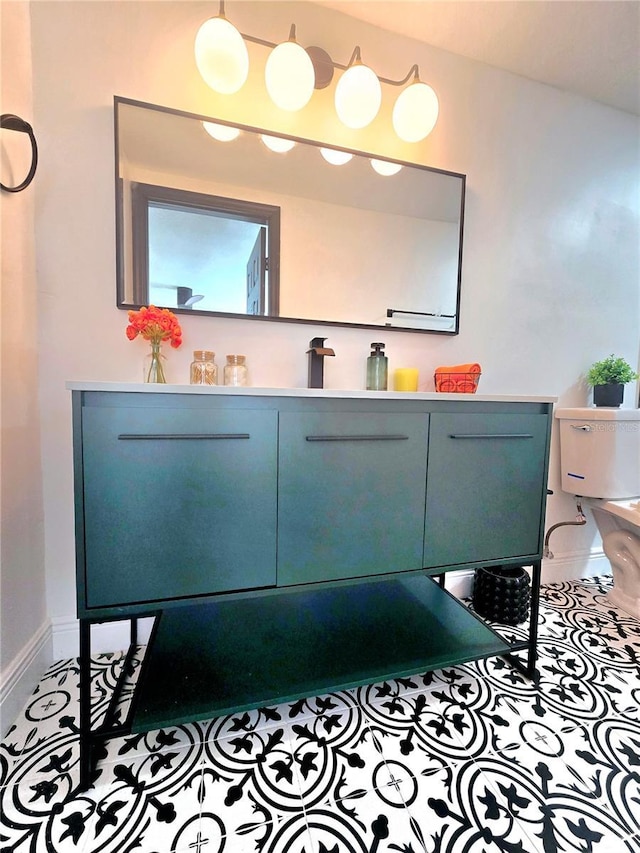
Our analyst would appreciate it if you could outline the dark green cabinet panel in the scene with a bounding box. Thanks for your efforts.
[278,411,429,585]
[81,406,277,607]
[424,412,549,567]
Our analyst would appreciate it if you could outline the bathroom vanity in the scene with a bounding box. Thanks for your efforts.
[69,383,554,789]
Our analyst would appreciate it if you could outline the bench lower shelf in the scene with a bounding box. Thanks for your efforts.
[132,573,516,732]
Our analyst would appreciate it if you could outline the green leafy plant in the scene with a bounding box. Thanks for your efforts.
[585,354,639,387]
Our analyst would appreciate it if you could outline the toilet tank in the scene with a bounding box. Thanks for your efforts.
[555,408,640,498]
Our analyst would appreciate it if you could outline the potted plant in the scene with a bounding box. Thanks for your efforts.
[586,354,639,407]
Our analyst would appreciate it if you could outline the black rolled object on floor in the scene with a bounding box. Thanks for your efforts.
[473,565,531,625]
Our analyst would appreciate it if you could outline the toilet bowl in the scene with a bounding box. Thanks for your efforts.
[555,408,640,619]
[591,500,640,618]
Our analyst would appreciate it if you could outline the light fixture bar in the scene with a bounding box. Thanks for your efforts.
[214,0,420,87]
[241,32,421,88]
[196,2,438,141]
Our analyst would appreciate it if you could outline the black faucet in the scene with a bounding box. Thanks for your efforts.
[307,337,335,388]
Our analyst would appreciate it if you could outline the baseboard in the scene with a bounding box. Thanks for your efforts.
[51,616,155,661]
[49,548,612,661]
[540,546,610,584]
[1,619,52,738]
[440,547,609,600]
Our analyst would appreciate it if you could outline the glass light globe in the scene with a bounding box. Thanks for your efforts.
[370,159,403,176]
[320,148,353,166]
[202,121,240,142]
[265,41,315,111]
[194,17,249,95]
[392,81,439,142]
[261,135,296,153]
[335,63,381,129]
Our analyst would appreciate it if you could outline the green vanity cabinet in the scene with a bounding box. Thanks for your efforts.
[423,412,549,567]
[70,386,553,791]
[277,411,429,585]
[79,404,277,610]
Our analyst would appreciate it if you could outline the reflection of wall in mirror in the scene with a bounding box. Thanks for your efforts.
[121,162,458,327]
[280,197,458,325]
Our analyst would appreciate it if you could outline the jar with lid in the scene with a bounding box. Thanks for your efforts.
[190,350,218,385]
[223,355,248,387]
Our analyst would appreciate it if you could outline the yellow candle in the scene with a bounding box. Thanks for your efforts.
[394,368,419,392]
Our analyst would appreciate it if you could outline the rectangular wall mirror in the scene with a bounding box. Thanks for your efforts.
[116,97,466,334]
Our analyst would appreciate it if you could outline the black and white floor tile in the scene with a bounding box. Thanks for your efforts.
[2,575,640,852]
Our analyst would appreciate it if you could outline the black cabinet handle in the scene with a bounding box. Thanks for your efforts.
[118,433,250,440]
[306,434,409,442]
[449,433,533,440]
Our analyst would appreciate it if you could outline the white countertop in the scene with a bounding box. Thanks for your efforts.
[66,381,556,404]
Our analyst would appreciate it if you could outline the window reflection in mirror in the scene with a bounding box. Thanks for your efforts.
[116,97,465,335]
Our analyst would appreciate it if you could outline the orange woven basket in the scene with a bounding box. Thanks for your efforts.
[434,372,481,394]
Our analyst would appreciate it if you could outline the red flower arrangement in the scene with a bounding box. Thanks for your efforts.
[125,305,183,348]
[126,305,182,383]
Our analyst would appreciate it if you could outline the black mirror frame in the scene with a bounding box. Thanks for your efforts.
[115,96,466,336]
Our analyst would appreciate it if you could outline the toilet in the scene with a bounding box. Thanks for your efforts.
[555,407,640,619]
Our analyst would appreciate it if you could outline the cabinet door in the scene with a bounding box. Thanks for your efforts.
[81,406,277,608]
[278,411,429,585]
[424,413,548,567]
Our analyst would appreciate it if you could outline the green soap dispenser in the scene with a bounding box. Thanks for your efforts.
[366,342,388,391]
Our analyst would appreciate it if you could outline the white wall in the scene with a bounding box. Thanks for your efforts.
[15,0,640,664]
[0,0,50,734]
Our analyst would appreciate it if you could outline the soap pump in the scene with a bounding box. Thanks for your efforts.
[366,342,388,391]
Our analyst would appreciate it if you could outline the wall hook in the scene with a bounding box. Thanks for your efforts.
[1,114,38,192]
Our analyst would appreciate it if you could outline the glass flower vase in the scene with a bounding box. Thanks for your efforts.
[144,341,167,383]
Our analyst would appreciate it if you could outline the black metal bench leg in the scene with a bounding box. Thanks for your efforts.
[79,619,93,791]
[525,560,542,678]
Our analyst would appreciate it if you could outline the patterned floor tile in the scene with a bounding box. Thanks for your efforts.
[403,755,542,853]
[304,784,427,853]
[354,664,480,710]
[3,575,640,853]
[64,767,204,853]
[283,690,363,725]
[462,755,637,853]
[196,723,306,842]
[1,740,204,852]
[1,660,77,785]
[575,717,640,836]
[286,708,390,808]
[222,810,313,853]
[202,690,362,742]
[100,722,208,767]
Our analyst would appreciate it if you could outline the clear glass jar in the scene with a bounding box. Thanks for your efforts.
[223,354,248,387]
[190,350,217,385]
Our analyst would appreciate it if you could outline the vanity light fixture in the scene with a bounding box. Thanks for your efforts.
[334,47,382,129]
[392,69,439,143]
[265,25,315,112]
[194,2,439,141]
[202,120,240,142]
[320,148,353,166]
[194,3,249,95]
[260,134,296,153]
[370,159,403,176]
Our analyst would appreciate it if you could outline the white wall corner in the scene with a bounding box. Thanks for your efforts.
[1,619,52,738]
